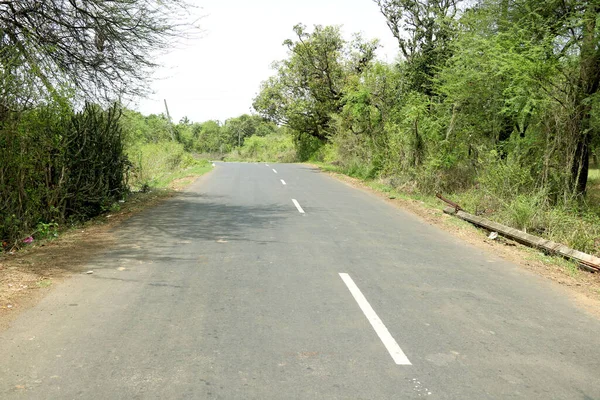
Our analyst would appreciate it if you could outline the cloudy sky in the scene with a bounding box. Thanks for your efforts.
[135,0,398,123]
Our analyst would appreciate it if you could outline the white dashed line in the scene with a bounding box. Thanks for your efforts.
[272,169,278,174]
[292,199,305,214]
[281,179,286,185]
[339,273,411,365]
[266,163,270,167]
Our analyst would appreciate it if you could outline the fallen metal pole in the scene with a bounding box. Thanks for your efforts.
[436,193,463,211]
[443,207,600,272]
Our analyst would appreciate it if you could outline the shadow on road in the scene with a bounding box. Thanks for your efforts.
[86,190,290,272]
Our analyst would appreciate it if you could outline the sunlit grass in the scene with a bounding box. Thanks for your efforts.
[587,169,600,208]
[152,161,212,188]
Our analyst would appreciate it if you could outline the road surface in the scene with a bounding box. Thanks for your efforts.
[1,163,600,399]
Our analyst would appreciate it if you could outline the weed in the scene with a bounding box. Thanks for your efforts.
[36,221,59,240]
[36,280,53,288]
[564,261,580,277]
[151,161,212,188]
[503,194,542,232]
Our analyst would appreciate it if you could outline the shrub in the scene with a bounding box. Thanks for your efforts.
[127,141,195,189]
[229,133,297,162]
[0,103,127,246]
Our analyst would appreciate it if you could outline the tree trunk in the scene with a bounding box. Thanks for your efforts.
[571,0,600,196]
[572,130,591,195]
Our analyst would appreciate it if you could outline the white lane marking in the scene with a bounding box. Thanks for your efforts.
[292,199,305,214]
[266,163,270,167]
[281,179,287,185]
[339,273,411,365]
[272,168,278,174]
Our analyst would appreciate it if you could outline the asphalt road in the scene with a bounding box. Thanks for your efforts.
[1,162,600,399]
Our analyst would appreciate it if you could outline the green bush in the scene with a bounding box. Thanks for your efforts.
[0,103,127,246]
[228,133,297,162]
[127,141,195,190]
[309,143,337,164]
[295,132,323,161]
[501,194,543,232]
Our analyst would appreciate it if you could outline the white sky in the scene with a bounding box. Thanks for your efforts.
[135,0,398,123]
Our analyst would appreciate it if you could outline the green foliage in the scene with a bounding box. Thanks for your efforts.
[503,194,543,231]
[310,143,338,164]
[149,159,212,189]
[222,114,278,148]
[253,24,378,145]
[251,9,600,254]
[228,133,297,163]
[0,1,205,249]
[477,151,538,200]
[374,0,460,94]
[121,110,173,145]
[127,141,195,190]
[36,221,59,240]
[295,133,323,162]
[1,102,128,246]
[0,99,219,247]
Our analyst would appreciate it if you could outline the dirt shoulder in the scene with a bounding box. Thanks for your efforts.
[0,173,209,330]
[318,167,600,318]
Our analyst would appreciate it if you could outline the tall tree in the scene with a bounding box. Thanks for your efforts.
[222,114,277,147]
[253,24,378,141]
[374,0,462,94]
[499,0,600,195]
[436,0,599,196]
[572,0,600,195]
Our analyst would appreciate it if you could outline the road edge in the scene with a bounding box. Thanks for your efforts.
[0,168,215,331]
[308,163,600,319]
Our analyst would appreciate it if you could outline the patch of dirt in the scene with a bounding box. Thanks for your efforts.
[0,187,185,330]
[169,176,198,191]
[322,169,600,319]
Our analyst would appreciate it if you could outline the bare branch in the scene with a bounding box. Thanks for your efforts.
[0,0,200,108]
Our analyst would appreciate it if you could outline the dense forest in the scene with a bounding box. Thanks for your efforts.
[1,0,599,255]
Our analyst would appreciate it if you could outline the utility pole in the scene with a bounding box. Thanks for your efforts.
[163,99,175,141]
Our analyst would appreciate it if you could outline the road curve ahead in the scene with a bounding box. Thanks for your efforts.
[1,162,600,399]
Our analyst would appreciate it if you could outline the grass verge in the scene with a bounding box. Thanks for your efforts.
[150,162,213,189]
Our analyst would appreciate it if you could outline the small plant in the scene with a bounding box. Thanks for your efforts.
[564,261,579,278]
[498,194,545,232]
[36,221,59,239]
[36,279,53,288]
